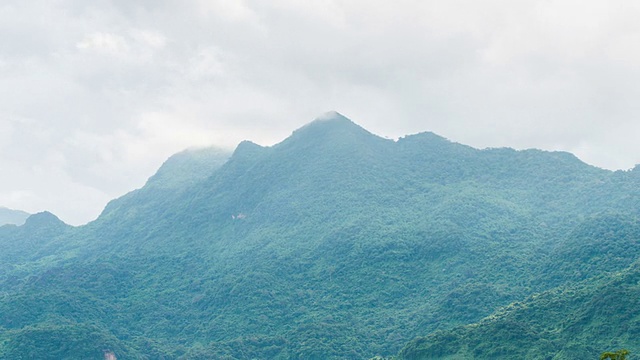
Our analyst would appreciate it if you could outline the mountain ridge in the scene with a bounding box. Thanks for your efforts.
[0,113,638,359]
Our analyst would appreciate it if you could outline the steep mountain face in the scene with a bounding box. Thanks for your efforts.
[98,146,231,220]
[0,207,29,226]
[0,112,638,359]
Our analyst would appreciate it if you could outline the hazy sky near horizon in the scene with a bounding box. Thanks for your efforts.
[2,0,640,225]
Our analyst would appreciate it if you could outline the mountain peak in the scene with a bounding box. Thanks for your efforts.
[398,131,451,144]
[23,211,67,229]
[233,140,264,155]
[227,140,268,165]
[304,111,358,131]
[302,111,358,129]
[313,110,350,122]
[280,111,382,149]
[146,146,231,189]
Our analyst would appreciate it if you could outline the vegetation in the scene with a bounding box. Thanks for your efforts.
[398,261,640,359]
[601,349,630,360]
[0,113,638,359]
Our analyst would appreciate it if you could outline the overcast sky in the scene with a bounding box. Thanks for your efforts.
[2,0,640,225]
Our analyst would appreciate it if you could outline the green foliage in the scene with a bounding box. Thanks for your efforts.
[601,349,630,360]
[398,263,640,359]
[0,322,141,359]
[1,114,640,359]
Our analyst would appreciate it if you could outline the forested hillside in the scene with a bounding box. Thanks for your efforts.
[399,259,640,360]
[0,113,638,359]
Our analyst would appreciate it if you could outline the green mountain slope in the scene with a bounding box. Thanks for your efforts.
[0,112,639,359]
[0,212,71,271]
[397,212,640,359]
[399,259,640,360]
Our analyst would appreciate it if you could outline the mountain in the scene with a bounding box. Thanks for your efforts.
[93,146,231,248]
[0,112,639,359]
[396,212,640,360]
[0,207,29,226]
[399,259,640,360]
[0,211,70,266]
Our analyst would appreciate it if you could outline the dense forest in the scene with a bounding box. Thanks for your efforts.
[0,113,638,359]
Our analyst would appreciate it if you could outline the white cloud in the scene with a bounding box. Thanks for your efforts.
[77,32,128,54]
[130,29,166,49]
[195,0,261,24]
[184,46,229,81]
